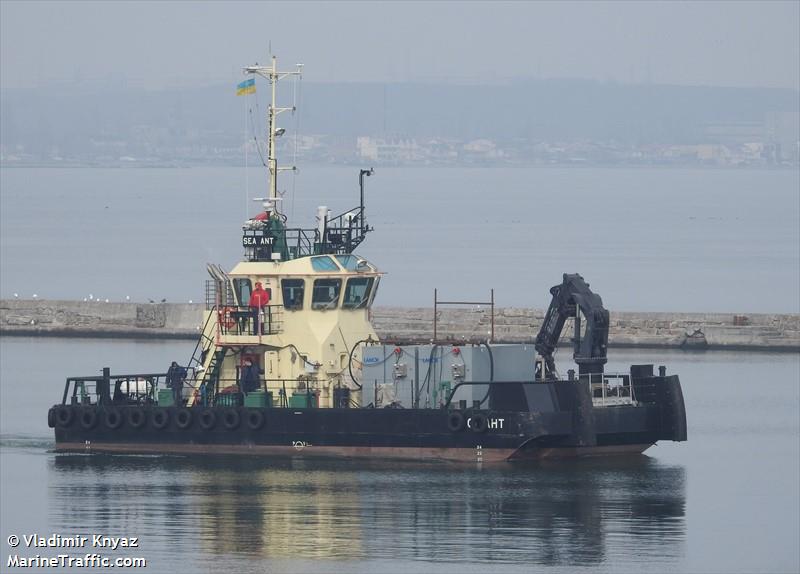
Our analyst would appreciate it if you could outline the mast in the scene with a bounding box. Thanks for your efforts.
[243,57,303,207]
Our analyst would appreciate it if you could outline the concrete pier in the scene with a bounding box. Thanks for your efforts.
[1,299,798,352]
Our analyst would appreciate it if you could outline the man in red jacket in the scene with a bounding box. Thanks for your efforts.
[248,282,270,334]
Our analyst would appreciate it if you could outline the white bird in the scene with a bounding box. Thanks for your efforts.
[89,294,94,300]
[32,294,38,298]
[105,299,109,303]
[13,293,18,298]
[188,299,193,303]
[125,295,131,301]
[83,298,87,302]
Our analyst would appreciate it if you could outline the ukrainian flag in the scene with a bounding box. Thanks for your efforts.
[236,78,256,96]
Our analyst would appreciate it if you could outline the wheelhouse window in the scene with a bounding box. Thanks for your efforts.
[335,255,359,271]
[342,277,375,309]
[311,279,342,310]
[310,256,340,272]
[233,278,252,307]
[281,279,305,311]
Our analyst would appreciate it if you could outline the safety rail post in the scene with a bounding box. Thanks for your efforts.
[100,368,111,405]
[490,288,495,343]
[433,288,496,342]
[434,288,438,341]
[62,379,71,405]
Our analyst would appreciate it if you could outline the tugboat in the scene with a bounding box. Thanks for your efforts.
[47,58,687,462]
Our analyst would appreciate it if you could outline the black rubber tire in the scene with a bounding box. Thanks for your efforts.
[127,409,145,429]
[246,410,264,430]
[152,409,169,430]
[55,406,74,428]
[80,408,98,430]
[223,409,240,430]
[104,408,123,430]
[199,410,216,430]
[447,411,465,432]
[470,413,488,433]
[175,409,193,430]
[47,407,56,429]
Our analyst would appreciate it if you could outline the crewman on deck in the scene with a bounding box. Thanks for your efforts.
[248,281,270,334]
[166,361,186,405]
[240,358,260,394]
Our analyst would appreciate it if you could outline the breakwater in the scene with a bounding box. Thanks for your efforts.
[1,299,798,352]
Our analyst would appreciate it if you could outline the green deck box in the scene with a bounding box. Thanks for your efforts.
[157,389,174,407]
[289,391,319,408]
[244,390,273,408]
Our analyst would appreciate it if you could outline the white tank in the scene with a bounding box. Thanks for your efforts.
[316,205,329,237]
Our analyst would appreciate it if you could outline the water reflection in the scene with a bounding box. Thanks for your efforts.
[49,454,685,568]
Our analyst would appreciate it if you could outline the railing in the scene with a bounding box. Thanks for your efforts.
[243,226,317,262]
[243,210,370,263]
[325,206,369,254]
[443,380,521,410]
[433,288,495,343]
[216,304,283,337]
[583,372,636,407]
[442,373,644,411]
[205,279,236,310]
[191,377,321,408]
[59,369,661,411]
[61,371,167,406]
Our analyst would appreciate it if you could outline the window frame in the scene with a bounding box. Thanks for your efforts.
[310,256,341,272]
[311,278,343,310]
[281,278,305,311]
[233,278,253,307]
[342,276,375,309]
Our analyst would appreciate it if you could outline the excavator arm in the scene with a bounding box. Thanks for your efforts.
[534,273,609,379]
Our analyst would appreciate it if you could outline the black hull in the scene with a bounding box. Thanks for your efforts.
[50,376,687,463]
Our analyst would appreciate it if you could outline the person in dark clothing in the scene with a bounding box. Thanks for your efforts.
[166,361,186,405]
[240,358,260,394]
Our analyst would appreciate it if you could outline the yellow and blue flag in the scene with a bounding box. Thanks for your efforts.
[236,78,256,96]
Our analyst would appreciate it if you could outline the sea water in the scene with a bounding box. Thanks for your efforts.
[0,338,798,573]
[1,166,798,572]
[1,166,798,312]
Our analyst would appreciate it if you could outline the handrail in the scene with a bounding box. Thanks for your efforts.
[62,372,167,405]
[443,380,527,409]
[216,304,283,336]
[185,307,217,370]
[443,374,648,410]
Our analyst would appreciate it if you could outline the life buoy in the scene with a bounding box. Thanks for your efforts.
[128,409,145,429]
[223,409,240,430]
[447,411,465,432]
[47,407,56,428]
[55,406,74,427]
[104,408,123,430]
[175,409,193,429]
[200,410,217,430]
[152,409,169,430]
[470,413,488,433]
[246,410,264,430]
[219,307,236,330]
[80,408,98,430]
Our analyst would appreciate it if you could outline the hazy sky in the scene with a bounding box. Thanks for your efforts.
[1,1,799,90]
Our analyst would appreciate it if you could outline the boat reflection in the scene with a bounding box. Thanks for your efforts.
[49,454,685,566]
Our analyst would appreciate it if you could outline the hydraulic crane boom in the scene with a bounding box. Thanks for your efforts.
[534,273,609,379]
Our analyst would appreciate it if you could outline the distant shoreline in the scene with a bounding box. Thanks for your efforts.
[2,162,798,171]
